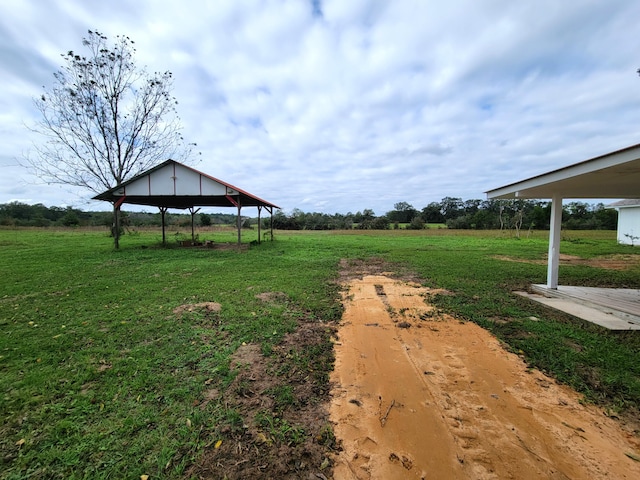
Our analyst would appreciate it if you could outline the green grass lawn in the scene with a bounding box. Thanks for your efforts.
[1,227,639,479]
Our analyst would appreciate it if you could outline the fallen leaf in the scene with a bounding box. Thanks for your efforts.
[214,439,222,449]
[140,475,149,480]
[186,418,192,428]
[16,438,25,447]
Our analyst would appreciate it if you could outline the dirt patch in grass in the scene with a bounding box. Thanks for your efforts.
[494,253,640,270]
[186,308,337,479]
[173,302,222,317]
[337,257,393,282]
[175,241,250,251]
[337,257,423,284]
[255,291,289,303]
[330,266,640,479]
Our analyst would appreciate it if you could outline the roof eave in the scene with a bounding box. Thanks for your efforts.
[485,143,640,200]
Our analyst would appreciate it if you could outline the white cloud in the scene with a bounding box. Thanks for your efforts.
[1,0,640,214]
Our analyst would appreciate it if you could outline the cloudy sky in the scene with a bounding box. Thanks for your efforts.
[1,0,639,215]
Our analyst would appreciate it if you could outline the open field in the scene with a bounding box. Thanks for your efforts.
[1,227,639,479]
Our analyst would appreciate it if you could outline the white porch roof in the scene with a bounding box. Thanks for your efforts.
[486,143,640,200]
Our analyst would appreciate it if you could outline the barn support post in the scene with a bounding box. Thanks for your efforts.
[159,207,168,245]
[269,207,274,241]
[189,207,201,242]
[257,206,263,244]
[547,194,563,289]
[224,194,242,246]
[236,202,242,245]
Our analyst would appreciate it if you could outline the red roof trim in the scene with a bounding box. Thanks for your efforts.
[92,160,280,209]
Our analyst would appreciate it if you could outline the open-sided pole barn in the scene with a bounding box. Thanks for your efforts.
[93,160,280,245]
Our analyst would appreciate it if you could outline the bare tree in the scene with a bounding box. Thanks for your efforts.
[512,205,524,238]
[25,30,195,247]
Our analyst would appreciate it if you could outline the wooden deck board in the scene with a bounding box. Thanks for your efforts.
[523,285,640,331]
[553,286,640,316]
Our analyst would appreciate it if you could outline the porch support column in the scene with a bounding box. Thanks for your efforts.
[547,194,563,289]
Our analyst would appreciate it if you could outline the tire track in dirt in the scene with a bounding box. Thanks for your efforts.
[329,275,640,479]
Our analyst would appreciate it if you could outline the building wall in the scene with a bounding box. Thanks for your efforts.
[617,207,640,245]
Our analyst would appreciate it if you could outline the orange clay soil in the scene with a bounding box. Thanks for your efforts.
[329,275,640,480]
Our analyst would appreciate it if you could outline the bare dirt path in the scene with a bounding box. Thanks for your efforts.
[330,274,640,479]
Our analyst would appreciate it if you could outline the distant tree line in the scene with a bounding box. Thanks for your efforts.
[1,198,618,232]
[0,202,237,228]
[267,197,618,231]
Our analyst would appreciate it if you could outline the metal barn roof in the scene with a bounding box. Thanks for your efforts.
[93,159,279,209]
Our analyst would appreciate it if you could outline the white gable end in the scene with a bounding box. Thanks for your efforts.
[117,163,230,197]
